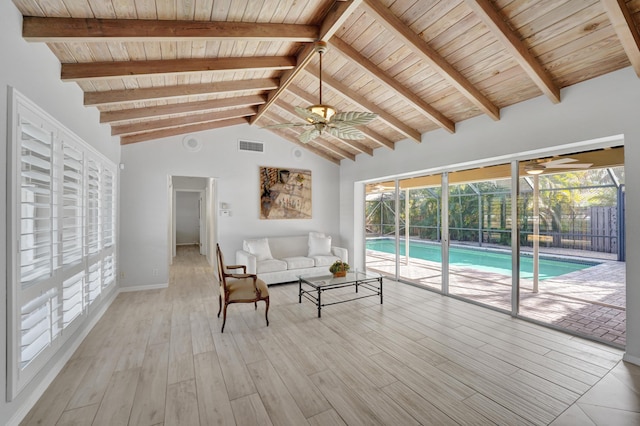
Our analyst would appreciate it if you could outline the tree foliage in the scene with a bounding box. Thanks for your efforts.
[366,167,622,252]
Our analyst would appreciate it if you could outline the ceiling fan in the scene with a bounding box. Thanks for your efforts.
[525,157,593,174]
[264,41,378,144]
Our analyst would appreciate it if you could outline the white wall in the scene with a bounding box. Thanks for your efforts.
[119,124,341,289]
[0,2,119,424]
[340,67,640,364]
[176,192,201,244]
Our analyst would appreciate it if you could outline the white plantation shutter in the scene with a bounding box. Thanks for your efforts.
[62,271,84,328]
[62,141,84,267]
[86,159,101,256]
[103,254,115,289]
[87,260,102,305]
[8,90,119,399]
[19,122,56,285]
[20,288,59,370]
[102,167,115,249]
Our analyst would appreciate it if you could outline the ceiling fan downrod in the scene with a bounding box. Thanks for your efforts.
[316,41,327,105]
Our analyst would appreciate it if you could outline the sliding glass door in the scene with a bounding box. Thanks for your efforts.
[362,145,626,346]
[365,182,398,278]
[447,164,513,311]
[517,148,626,346]
[397,175,443,291]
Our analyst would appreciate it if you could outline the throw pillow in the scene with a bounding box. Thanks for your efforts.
[246,238,273,261]
[308,234,332,256]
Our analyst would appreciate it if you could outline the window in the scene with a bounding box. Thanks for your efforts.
[7,89,118,399]
[61,139,84,267]
[19,121,56,286]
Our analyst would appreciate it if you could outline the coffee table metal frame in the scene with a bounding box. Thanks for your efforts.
[298,270,383,318]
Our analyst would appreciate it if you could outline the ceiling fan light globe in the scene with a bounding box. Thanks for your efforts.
[525,164,545,175]
[307,104,336,122]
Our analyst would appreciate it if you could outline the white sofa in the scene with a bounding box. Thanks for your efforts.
[236,233,348,285]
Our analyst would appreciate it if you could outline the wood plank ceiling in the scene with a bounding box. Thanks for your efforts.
[13,0,640,165]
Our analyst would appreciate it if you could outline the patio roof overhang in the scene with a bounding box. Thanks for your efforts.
[367,146,624,192]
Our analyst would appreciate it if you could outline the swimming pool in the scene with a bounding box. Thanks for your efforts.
[366,239,599,280]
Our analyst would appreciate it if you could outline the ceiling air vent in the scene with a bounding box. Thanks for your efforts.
[238,139,264,153]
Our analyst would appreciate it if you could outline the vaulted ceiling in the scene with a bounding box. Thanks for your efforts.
[13,0,640,164]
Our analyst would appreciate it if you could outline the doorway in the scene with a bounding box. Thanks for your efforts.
[170,176,216,263]
[175,191,204,251]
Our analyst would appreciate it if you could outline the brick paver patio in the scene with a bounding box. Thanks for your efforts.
[367,250,626,347]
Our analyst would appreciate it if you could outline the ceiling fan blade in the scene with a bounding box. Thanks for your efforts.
[298,128,320,143]
[262,122,310,129]
[547,163,593,169]
[541,158,578,167]
[331,111,378,126]
[327,125,366,140]
[294,106,325,123]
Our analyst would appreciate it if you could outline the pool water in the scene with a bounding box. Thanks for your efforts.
[366,239,599,280]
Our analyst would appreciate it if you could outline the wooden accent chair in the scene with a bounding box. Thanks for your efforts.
[216,243,269,333]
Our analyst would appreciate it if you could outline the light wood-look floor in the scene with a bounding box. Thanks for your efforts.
[21,245,638,426]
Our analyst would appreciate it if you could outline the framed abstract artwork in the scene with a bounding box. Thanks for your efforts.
[259,166,311,219]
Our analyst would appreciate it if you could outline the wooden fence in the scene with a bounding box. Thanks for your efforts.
[591,206,617,254]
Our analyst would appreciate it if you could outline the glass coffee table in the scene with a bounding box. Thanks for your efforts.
[298,270,383,317]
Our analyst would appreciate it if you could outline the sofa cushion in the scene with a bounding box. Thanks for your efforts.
[256,259,287,273]
[311,255,340,267]
[245,238,273,261]
[308,234,332,256]
[283,256,315,270]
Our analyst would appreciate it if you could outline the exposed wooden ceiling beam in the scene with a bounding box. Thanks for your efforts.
[356,126,395,150]
[261,114,341,165]
[61,56,296,81]
[120,117,249,145]
[250,0,363,125]
[304,67,422,143]
[329,37,455,133]
[112,106,257,136]
[286,85,375,156]
[602,0,640,77]
[318,0,363,39]
[362,0,500,121]
[85,78,278,106]
[251,44,316,125]
[100,95,265,123]
[465,0,560,103]
[23,17,318,42]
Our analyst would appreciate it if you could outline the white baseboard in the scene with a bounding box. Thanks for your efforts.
[7,289,119,426]
[118,282,169,293]
[623,353,640,366]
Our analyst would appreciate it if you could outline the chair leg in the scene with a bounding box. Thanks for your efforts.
[254,301,257,310]
[217,295,222,318]
[264,297,270,327]
[221,303,228,333]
